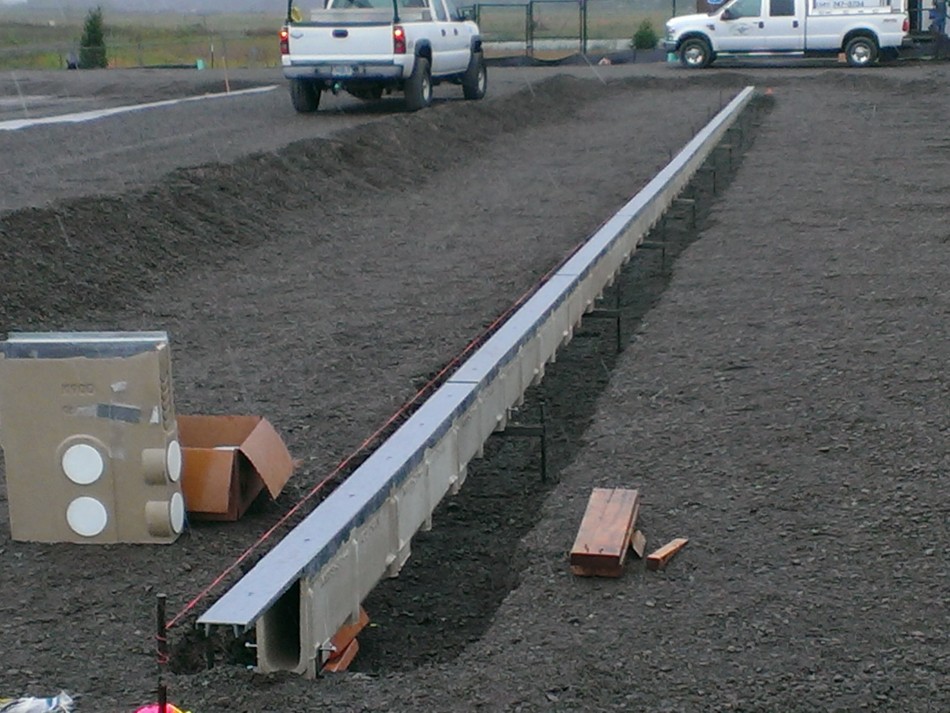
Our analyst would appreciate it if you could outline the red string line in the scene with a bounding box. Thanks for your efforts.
[156,633,170,666]
[165,239,586,631]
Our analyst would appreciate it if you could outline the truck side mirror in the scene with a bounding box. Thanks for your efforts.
[721,8,735,19]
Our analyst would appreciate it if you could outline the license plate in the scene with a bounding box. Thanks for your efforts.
[332,65,354,77]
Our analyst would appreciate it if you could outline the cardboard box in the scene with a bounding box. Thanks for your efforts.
[178,415,294,521]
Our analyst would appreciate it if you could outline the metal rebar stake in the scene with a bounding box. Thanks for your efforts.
[157,594,168,713]
[588,281,623,353]
[496,401,548,481]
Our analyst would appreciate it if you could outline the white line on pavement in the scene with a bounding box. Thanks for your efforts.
[0,85,278,132]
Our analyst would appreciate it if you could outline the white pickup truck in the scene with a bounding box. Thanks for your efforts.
[279,0,486,112]
[664,0,910,68]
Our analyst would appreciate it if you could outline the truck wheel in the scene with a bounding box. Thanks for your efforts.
[680,38,712,69]
[290,79,321,113]
[462,52,487,100]
[405,57,433,111]
[844,36,878,67]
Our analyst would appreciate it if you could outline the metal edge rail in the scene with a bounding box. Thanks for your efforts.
[197,86,756,677]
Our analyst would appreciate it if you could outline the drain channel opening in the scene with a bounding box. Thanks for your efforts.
[257,579,302,672]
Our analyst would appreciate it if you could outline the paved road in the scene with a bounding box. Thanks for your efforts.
[0,65,639,212]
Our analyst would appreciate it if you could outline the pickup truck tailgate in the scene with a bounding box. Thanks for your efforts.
[289,9,396,59]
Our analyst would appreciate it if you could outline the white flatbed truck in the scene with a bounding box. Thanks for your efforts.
[664,0,911,67]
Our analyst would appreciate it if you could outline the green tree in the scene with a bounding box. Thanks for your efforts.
[79,6,108,69]
[631,20,659,51]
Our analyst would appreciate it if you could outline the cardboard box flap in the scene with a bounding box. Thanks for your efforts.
[239,418,294,498]
[180,448,235,514]
[177,414,261,449]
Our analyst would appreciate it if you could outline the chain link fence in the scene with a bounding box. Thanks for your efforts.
[474,0,672,57]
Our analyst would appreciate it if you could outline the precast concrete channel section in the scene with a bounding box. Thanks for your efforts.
[197,86,758,677]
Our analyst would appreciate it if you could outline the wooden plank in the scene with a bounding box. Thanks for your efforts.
[323,639,360,673]
[646,537,689,571]
[326,606,369,661]
[630,529,647,558]
[570,488,641,577]
[321,607,369,673]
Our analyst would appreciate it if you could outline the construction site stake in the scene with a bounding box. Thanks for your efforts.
[157,594,168,713]
[495,401,548,481]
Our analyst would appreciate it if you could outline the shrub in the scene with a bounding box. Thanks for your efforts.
[631,20,659,51]
[79,6,108,69]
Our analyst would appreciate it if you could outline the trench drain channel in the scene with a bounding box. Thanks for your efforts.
[181,86,772,678]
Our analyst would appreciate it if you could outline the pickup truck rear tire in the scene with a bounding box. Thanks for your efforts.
[679,38,713,69]
[844,36,878,67]
[405,57,433,111]
[290,79,321,113]
[462,52,487,100]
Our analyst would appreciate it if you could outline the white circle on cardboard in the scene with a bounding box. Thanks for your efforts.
[61,443,105,485]
[169,492,185,534]
[166,440,182,483]
[66,496,108,537]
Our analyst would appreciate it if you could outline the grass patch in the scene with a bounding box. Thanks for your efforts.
[0,12,284,70]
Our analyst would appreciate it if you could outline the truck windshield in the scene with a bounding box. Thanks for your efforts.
[717,0,763,16]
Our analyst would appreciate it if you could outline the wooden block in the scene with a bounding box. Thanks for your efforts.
[646,537,689,571]
[630,530,647,558]
[323,639,359,673]
[326,606,369,661]
[570,488,641,577]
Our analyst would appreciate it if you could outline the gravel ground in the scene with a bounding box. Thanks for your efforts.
[0,61,948,712]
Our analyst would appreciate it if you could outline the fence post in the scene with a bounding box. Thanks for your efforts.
[525,1,534,58]
[579,0,588,55]
[222,35,231,92]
